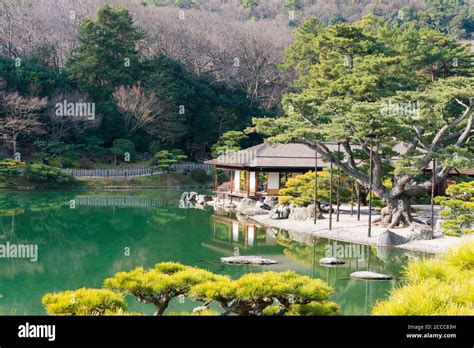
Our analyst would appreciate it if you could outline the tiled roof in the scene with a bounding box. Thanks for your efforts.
[205,143,338,168]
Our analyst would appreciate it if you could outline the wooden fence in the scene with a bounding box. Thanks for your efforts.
[63,162,213,178]
[72,196,165,207]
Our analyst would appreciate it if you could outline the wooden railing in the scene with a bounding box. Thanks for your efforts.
[63,162,213,178]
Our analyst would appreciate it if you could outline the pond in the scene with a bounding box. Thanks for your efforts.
[0,189,429,315]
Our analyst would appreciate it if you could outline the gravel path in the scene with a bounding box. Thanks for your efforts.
[249,206,473,254]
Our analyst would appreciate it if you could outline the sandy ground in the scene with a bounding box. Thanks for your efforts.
[248,204,473,254]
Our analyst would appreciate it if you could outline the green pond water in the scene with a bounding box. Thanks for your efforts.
[0,189,429,315]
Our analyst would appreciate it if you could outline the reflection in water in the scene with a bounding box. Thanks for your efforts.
[209,211,428,315]
[0,190,429,315]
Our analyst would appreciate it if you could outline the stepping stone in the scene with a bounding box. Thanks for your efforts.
[350,271,393,280]
[221,256,277,265]
[319,257,345,265]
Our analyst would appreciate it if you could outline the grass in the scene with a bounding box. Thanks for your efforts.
[372,241,474,315]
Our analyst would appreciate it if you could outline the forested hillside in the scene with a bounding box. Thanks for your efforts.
[0,0,471,164]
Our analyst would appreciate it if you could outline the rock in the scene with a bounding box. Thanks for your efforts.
[270,205,291,220]
[221,256,278,265]
[263,196,278,209]
[377,229,407,247]
[223,202,236,209]
[255,201,271,210]
[196,194,213,205]
[241,208,272,216]
[320,203,334,214]
[236,198,258,211]
[319,257,345,265]
[180,192,188,202]
[289,205,314,221]
[236,199,271,216]
[189,192,198,202]
[406,223,433,241]
[180,191,198,204]
[350,271,393,280]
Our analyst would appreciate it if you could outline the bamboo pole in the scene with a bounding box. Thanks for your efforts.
[357,182,361,221]
[336,142,341,222]
[368,138,373,238]
[431,157,436,232]
[350,180,354,217]
[329,160,333,230]
[314,149,318,224]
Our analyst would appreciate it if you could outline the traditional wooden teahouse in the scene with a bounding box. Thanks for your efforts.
[205,143,336,201]
[205,142,473,201]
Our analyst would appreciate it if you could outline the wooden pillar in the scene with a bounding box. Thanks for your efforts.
[246,170,250,197]
[214,165,218,192]
[350,180,354,217]
[255,171,259,195]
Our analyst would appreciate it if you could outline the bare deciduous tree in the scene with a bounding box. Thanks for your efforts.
[112,84,164,136]
[45,91,100,141]
[0,92,47,156]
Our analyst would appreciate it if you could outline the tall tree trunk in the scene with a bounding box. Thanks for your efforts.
[378,196,415,228]
[374,175,428,228]
[12,135,17,158]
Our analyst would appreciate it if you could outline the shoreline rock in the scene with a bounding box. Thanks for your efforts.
[377,229,407,247]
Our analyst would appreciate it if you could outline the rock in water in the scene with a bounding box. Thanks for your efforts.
[221,256,278,265]
[187,192,198,202]
[350,271,393,280]
[180,192,189,202]
[377,229,407,247]
[319,257,345,265]
[196,194,213,205]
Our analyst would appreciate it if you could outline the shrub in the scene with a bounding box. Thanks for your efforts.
[42,288,127,316]
[43,262,340,316]
[372,242,474,315]
[435,181,473,236]
[104,262,227,316]
[79,157,93,169]
[148,140,162,155]
[0,159,25,186]
[190,168,209,183]
[189,270,340,316]
[151,149,187,172]
[112,139,137,162]
[278,170,350,206]
[25,163,77,185]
